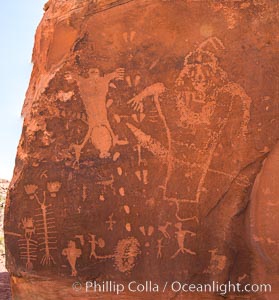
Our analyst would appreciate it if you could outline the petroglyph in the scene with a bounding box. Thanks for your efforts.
[171,223,196,259]
[126,123,169,161]
[158,222,172,239]
[81,233,142,274]
[176,37,251,137]
[25,183,60,266]
[125,223,132,232]
[106,213,116,231]
[47,181,62,197]
[18,218,37,270]
[21,217,36,238]
[75,235,85,246]
[96,175,115,196]
[82,184,87,202]
[114,237,141,273]
[5,1,279,297]
[204,249,227,274]
[88,234,112,260]
[126,37,251,226]
[70,68,128,164]
[123,31,136,44]
[139,226,154,236]
[62,240,82,276]
[123,205,130,214]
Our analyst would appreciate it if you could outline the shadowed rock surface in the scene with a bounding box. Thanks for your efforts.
[4,0,279,299]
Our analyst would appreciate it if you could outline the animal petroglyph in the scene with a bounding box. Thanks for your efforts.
[70,68,128,164]
[158,222,172,239]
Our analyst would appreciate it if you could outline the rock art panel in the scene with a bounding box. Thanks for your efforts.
[4,0,279,299]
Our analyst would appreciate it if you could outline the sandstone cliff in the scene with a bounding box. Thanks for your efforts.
[4,0,279,299]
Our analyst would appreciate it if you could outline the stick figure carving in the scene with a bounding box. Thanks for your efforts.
[24,183,60,266]
[171,222,196,259]
[88,234,109,259]
[19,217,37,270]
[106,213,116,231]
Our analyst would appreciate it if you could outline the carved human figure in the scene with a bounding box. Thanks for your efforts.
[106,213,116,231]
[62,240,82,276]
[24,186,59,266]
[89,234,98,259]
[171,222,196,259]
[19,217,37,271]
[89,234,106,259]
[69,67,127,163]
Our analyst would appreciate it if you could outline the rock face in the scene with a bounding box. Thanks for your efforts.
[0,180,11,300]
[0,179,9,269]
[4,0,279,299]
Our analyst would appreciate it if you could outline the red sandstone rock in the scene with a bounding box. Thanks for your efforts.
[4,0,279,299]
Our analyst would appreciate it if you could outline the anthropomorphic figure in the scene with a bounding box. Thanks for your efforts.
[89,234,98,259]
[175,37,250,135]
[88,234,106,259]
[19,217,37,270]
[127,37,252,212]
[62,240,82,276]
[106,213,116,231]
[171,222,196,259]
[69,68,127,163]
